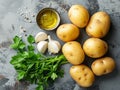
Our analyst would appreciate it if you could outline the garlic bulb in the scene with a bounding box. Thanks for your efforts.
[35,32,48,43]
[37,41,48,53]
[48,35,61,54]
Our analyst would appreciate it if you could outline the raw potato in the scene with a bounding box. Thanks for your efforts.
[83,38,108,58]
[91,57,115,76]
[86,11,110,38]
[70,65,95,87]
[56,24,80,42]
[62,41,85,65]
[68,4,89,28]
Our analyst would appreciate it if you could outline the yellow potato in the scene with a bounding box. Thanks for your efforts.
[56,24,80,42]
[62,41,85,65]
[68,4,89,28]
[86,11,110,38]
[83,38,108,58]
[91,57,115,76]
[70,65,95,87]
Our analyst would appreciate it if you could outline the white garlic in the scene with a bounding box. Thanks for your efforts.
[35,32,48,43]
[48,35,61,54]
[37,41,48,53]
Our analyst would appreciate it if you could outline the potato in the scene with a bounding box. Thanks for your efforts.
[62,41,85,65]
[91,57,115,76]
[86,11,110,38]
[83,38,108,58]
[56,24,80,42]
[70,65,95,87]
[68,4,89,28]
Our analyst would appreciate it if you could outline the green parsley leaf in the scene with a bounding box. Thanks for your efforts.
[17,70,26,80]
[10,36,21,49]
[36,85,44,90]
[27,35,35,44]
[18,41,26,50]
[51,73,58,80]
[10,36,25,51]
[28,45,34,51]
[10,53,25,65]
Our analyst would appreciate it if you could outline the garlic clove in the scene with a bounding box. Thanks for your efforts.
[37,41,48,53]
[53,40,61,49]
[35,32,48,43]
[48,35,61,54]
[48,41,61,54]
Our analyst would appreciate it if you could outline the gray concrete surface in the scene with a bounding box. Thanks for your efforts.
[0,0,120,90]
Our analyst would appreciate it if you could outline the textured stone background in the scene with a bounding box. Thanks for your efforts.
[0,0,120,90]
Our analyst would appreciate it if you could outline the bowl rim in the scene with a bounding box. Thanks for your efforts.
[36,7,60,31]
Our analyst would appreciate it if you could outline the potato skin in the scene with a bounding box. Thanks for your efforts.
[68,5,89,28]
[83,38,108,58]
[91,57,115,76]
[86,11,110,38]
[70,65,95,87]
[56,24,80,42]
[62,41,85,65]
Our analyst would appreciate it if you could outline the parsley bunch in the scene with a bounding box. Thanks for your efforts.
[10,35,68,90]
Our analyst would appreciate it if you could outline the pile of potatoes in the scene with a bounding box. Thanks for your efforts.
[56,4,115,87]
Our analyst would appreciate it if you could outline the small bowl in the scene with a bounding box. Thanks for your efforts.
[36,8,60,31]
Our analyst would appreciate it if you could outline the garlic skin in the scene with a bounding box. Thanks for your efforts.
[48,35,61,54]
[35,32,48,43]
[37,41,48,53]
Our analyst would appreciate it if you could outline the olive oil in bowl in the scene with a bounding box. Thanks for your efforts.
[36,8,60,30]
